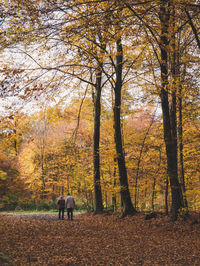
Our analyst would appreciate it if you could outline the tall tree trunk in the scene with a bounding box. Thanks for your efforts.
[185,9,200,50]
[114,37,136,216]
[178,91,188,208]
[93,65,104,213]
[112,157,117,211]
[165,176,169,215]
[13,126,18,156]
[152,177,156,211]
[152,147,162,211]
[159,0,183,221]
[175,34,188,209]
[177,68,188,209]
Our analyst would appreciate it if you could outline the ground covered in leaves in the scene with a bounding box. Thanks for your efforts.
[0,212,200,265]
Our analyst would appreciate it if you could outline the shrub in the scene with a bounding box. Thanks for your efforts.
[0,194,19,211]
[75,202,93,212]
[48,201,58,210]
[37,202,50,211]
[20,201,37,211]
[51,194,57,203]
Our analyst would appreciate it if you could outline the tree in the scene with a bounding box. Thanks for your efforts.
[124,0,199,220]
[1,0,199,217]
[184,6,200,50]
[113,36,136,216]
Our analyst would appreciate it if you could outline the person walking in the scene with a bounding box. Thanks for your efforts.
[65,193,75,220]
[57,196,65,220]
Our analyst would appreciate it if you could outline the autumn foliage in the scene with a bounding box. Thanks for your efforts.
[0,0,199,218]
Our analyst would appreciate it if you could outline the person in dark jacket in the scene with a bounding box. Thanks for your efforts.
[57,196,65,220]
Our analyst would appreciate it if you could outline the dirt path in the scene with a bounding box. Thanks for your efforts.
[3,212,82,221]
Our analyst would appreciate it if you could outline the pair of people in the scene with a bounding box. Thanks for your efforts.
[57,193,75,220]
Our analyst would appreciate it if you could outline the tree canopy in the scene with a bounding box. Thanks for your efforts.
[0,0,199,220]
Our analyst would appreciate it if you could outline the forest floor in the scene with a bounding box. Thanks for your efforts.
[0,212,200,265]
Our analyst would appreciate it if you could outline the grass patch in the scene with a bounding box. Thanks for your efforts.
[0,209,87,215]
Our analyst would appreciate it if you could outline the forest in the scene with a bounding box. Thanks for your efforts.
[0,0,200,223]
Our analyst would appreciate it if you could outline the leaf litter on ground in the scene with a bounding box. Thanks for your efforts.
[0,212,200,265]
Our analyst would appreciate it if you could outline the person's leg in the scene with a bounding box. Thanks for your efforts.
[62,208,64,219]
[71,208,73,220]
[67,208,70,220]
[59,208,61,219]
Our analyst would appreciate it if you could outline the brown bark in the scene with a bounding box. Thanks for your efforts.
[177,39,188,209]
[112,157,117,211]
[114,37,136,216]
[159,0,183,221]
[178,83,188,209]
[165,176,169,215]
[93,65,104,213]
[185,9,200,50]
[152,147,161,211]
